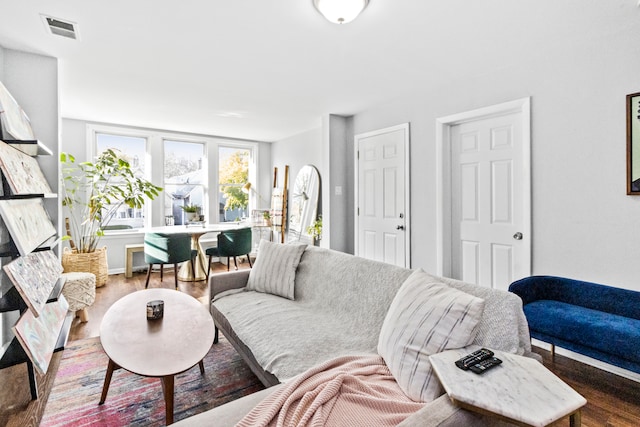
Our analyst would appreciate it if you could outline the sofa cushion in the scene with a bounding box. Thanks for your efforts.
[378,269,485,402]
[524,300,640,364]
[246,240,306,300]
[213,290,383,381]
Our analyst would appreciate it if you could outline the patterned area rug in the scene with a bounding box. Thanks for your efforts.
[41,335,265,426]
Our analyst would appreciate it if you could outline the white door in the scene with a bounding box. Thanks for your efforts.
[438,99,531,290]
[355,123,410,268]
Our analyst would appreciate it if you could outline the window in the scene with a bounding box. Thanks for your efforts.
[164,140,205,225]
[95,133,147,230]
[87,124,259,229]
[218,146,250,222]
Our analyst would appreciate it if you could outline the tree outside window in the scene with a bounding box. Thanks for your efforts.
[95,133,147,230]
[219,147,250,222]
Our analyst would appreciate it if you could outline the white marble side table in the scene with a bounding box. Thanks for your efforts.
[429,347,587,427]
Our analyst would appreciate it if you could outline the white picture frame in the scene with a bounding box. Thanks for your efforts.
[0,80,35,140]
[0,199,56,256]
[0,140,52,194]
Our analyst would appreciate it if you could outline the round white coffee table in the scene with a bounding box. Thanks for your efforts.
[99,288,215,425]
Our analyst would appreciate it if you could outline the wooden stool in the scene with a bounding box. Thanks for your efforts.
[61,272,96,323]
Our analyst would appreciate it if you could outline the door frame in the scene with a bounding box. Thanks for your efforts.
[354,123,411,268]
[435,98,531,277]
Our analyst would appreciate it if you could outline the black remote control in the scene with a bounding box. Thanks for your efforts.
[455,348,494,370]
[469,356,503,374]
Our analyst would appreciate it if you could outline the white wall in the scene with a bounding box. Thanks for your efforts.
[271,127,323,242]
[349,21,640,291]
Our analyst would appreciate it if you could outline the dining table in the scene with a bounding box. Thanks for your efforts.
[140,222,251,282]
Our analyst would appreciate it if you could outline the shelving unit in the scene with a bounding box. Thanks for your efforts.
[0,138,69,400]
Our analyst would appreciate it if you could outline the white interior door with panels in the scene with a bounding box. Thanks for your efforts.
[436,98,531,290]
[355,123,410,268]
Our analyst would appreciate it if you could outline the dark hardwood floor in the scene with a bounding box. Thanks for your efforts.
[1,262,639,427]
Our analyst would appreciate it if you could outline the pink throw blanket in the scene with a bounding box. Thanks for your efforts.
[236,355,425,427]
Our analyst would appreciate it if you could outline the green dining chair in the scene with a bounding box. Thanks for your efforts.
[144,232,197,289]
[205,227,253,280]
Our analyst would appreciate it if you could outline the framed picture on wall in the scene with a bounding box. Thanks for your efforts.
[626,92,640,194]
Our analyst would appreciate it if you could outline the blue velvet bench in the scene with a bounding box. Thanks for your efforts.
[508,275,640,375]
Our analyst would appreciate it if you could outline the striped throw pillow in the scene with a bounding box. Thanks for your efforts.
[246,240,307,300]
[378,268,485,402]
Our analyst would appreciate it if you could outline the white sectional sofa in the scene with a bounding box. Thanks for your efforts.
[175,243,533,426]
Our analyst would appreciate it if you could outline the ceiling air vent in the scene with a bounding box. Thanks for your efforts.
[41,15,78,40]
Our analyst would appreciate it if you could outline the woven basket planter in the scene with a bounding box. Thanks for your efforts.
[62,246,108,287]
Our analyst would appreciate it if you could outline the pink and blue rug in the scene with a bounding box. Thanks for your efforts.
[41,335,264,426]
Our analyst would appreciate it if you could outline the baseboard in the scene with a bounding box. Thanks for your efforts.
[532,338,640,382]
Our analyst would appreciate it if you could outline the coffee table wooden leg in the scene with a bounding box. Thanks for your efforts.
[161,375,175,425]
[99,358,118,404]
[199,359,205,374]
[570,409,581,427]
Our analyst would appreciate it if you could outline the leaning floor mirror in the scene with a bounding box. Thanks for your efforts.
[288,165,320,245]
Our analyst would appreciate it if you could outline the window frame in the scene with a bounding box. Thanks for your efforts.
[86,123,260,231]
[162,138,207,225]
[86,124,152,233]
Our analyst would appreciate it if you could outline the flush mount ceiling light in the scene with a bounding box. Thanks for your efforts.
[313,0,369,24]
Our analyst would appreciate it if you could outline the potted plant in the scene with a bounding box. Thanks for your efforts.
[60,149,162,285]
[180,204,201,222]
[262,210,272,226]
[306,216,322,244]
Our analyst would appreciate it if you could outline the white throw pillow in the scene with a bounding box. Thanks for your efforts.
[378,268,485,402]
[246,240,307,300]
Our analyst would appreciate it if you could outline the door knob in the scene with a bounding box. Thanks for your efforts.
[396,225,405,230]
[513,232,523,240]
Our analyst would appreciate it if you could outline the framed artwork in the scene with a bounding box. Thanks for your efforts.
[0,80,35,140]
[627,92,640,194]
[12,295,69,375]
[0,199,56,256]
[0,140,52,195]
[3,250,63,317]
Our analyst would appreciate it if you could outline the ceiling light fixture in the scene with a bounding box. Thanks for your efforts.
[312,0,369,24]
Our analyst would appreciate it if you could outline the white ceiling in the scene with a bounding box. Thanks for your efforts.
[0,1,637,142]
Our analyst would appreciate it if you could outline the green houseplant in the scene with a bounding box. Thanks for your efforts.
[60,149,162,251]
[306,216,322,243]
[60,149,162,286]
[180,204,201,222]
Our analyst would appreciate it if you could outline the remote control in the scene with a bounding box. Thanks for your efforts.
[469,356,503,374]
[455,348,494,370]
